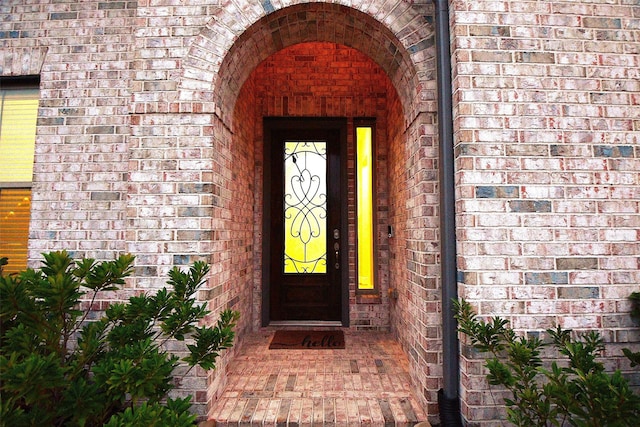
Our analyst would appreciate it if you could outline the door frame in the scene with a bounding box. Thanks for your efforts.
[262,117,349,326]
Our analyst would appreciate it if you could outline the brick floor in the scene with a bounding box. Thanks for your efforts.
[208,330,427,426]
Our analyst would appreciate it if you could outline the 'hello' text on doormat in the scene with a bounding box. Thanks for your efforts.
[269,330,345,349]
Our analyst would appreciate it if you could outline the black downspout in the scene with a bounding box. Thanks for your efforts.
[433,0,463,425]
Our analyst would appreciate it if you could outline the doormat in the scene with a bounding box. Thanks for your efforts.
[269,330,345,350]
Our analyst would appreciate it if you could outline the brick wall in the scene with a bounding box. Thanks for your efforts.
[452,1,640,424]
[0,1,136,261]
[389,106,442,416]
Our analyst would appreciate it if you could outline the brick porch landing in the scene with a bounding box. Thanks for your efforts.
[208,330,427,426]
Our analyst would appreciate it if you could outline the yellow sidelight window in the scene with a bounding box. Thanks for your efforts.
[0,81,39,274]
[356,125,375,291]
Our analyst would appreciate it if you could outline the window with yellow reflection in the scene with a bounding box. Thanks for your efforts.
[0,78,39,274]
[0,189,32,273]
[356,123,376,291]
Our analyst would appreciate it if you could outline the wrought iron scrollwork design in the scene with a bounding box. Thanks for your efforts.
[283,141,327,273]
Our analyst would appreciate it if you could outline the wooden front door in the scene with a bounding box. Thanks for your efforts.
[263,118,347,324]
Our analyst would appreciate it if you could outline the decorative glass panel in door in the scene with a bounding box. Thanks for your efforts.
[284,141,327,274]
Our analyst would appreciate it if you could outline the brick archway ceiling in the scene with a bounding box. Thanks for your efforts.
[181,3,436,128]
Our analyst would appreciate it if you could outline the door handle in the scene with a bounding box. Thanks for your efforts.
[334,241,339,269]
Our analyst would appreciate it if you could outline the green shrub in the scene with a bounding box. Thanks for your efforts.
[623,292,640,367]
[454,298,640,427]
[0,250,239,427]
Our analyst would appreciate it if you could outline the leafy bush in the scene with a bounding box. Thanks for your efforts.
[454,298,640,427]
[0,251,239,427]
[623,292,640,367]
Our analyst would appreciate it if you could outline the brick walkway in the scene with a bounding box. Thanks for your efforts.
[208,330,427,426]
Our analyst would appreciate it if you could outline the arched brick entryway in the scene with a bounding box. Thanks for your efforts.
[175,1,442,420]
[179,2,436,128]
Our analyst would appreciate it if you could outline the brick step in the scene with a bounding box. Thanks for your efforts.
[209,396,426,426]
[205,332,430,426]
